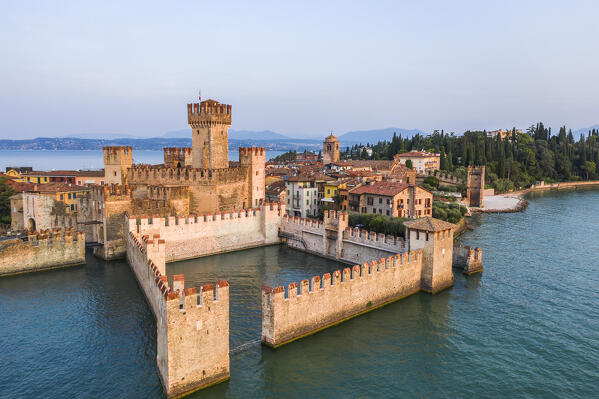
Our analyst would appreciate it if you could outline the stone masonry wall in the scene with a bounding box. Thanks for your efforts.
[261,250,422,347]
[280,214,406,265]
[126,230,230,398]
[0,229,85,276]
[453,245,483,275]
[130,203,284,263]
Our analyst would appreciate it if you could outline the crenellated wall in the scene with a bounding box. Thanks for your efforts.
[0,228,85,276]
[129,202,284,262]
[453,245,483,275]
[280,212,406,265]
[261,250,423,347]
[126,230,230,398]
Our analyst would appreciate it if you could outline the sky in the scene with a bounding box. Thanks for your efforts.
[1,0,598,139]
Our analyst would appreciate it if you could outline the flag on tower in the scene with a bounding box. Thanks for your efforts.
[198,89,202,101]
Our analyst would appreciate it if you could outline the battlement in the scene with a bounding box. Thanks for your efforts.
[128,165,248,186]
[187,100,232,127]
[163,147,192,168]
[125,229,230,396]
[127,203,284,262]
[103,146,133,163]
[453,244,483,275]
[343,226,407,251]
[261,249,423,347]
[147,185,189,200]
[239,147,266,157]
[1,228,85,276]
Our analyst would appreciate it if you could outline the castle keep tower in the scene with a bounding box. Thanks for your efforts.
[466,166,485,207]
[103,146,132,185]
[322,133,340,165]
[187,99,232,169]
[239,147,266,208]
[404,217,456,294]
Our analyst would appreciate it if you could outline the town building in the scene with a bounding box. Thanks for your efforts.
[284,176,319,217]
[396,151,440,173]
[487,129,521,139]
[18,183,89,231]
[348,181,432,218]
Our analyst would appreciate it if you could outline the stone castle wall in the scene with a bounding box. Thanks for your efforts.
[261,250,422,347]
[453,245,483,275]
[130,203,284,262]
[0,228,85,276]
[126,231,229,398]
[280,214,406,265]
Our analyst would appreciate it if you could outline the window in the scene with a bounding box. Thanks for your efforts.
[70,204,75,211]
[306,200,309,205]
[386,199,390,205]
[367,197,373,205]
[378,208,382,214]
[378,198,382,204]
[386,210,390,216]
[327,189,330,195]
[287,199,290,204]
[60,194,64,200]
[114,171,117,176]
[256,171,259,176]
[68,193,71,199]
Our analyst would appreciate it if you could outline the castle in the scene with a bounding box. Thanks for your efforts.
[86,99,266,259]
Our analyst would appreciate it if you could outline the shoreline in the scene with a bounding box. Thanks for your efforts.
[468,180,599,214]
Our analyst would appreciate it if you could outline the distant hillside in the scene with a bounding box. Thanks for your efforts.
[339,128,426,143]
[162,129,289,140]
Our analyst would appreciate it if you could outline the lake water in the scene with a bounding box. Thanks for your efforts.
[1,188,598,398]
[0,150,287,171]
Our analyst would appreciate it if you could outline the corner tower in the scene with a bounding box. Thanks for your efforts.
[404,216,456,294]
[323,133,340,165]
[103,146,132,185]
[187,99,232,169]
[239,147,265,208]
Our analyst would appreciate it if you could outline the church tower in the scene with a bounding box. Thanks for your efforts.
[322,133,340,165]
[187,99,232,169]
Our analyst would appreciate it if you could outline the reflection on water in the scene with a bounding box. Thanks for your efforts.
[1,189,599,398]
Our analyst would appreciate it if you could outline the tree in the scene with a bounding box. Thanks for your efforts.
[584,161,596,180]
[405,159,413,169]
[0,177,17,225]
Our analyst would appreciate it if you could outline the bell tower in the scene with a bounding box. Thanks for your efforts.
[322,133,340,165]
[187,99,232,169]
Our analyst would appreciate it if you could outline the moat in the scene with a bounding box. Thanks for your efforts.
[1,188,599,398]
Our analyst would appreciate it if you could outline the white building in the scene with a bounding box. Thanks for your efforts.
[284,176,319,218]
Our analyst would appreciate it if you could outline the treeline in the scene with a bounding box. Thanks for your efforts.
[0,177,16,226]
[341,123,599,189]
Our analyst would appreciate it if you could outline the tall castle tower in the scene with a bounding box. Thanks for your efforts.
[239,147,266,208]
[322,133,340,165]
[103,146,132,185]
[187,99,232,169]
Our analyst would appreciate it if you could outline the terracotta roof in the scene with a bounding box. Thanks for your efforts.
[325,133,338,141]
[349,181,410,196]
[76,170,104,177]
[23,183,90,193]
[403,216,456,232]
[23,170,79,176]
[331,160,394,171]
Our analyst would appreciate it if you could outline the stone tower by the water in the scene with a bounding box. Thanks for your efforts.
[103,146,132,185]
[322,133,340,165]
[187,99,232,169]
[467,166,485,207]
[404,216,456,294]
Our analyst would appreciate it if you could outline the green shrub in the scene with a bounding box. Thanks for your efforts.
[348,212,408,237]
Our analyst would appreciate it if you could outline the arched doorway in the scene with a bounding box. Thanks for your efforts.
[27,218,36,232]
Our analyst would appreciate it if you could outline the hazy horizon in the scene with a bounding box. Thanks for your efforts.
[1,1,598,139]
